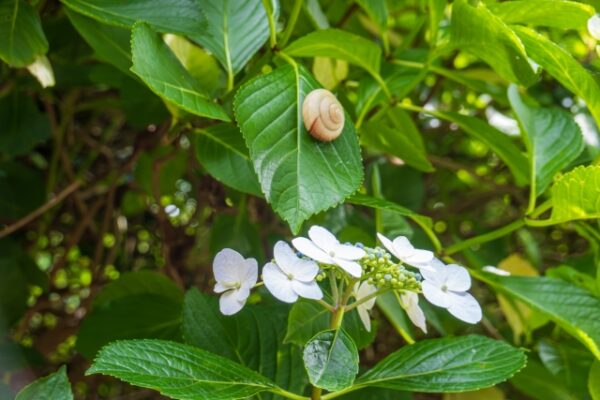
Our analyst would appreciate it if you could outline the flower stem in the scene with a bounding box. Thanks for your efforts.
[344,288,389,312]
[280,0,302,47]
[444,218,525,256]
[261,0,277,48]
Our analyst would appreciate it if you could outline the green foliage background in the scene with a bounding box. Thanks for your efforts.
[1,0,600,399]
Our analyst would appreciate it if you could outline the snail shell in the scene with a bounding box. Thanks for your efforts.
[302,89,345,142]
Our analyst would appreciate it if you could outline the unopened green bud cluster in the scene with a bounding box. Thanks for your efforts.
[359,246,420,291]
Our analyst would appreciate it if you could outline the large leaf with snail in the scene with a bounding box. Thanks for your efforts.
[234,63,363,233]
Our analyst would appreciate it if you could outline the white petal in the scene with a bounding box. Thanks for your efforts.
[355,282,377,310]
[400,292,427,333]
[589,15,600,40]
[239,257,259,288]
[219,290,246,315]
[391,236,415,258]
[357,306,372,332]
[263,262,298,303]
[292,280,323,300]
[422,281,453,308]
[213,248,245,283]
[447,292,482,324]
[334,244,366,260]
[26,55,55,88]
[420,262,445,285]
[292,237,333,264]
[482,266,511,276]
[214,282,229,293]
[274,241,319,282]
[308,226,340,253]
[377,233,397,258]
[405,249,434,266]
[444,264,471,291]
[334,258,362,278]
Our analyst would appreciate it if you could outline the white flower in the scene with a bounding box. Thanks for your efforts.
[588,14,600,40]
[399,292,427,333]
[421,261,482,324]
[263,241,323,303]
[292,225,366,277]
[26,55,55,88]
[213,248,258,315]
[353,282,377,331]
[376,233,434,271]
[482,265,510,276]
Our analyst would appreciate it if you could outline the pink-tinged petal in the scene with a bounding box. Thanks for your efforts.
[292,237,333,264]
[263,262,298,303]
[213,248,245,284]
[391,236,415,258]
[335,258,362,278]
[422,281,453,308]
[219,290,245,315]
[292,280,323,300]
[307,225,339,253]
[335,244,366,260]
[376,233,396,257]
[400,292,427,333]
[444,264,471,291]
[406,249,434,265]
[447,292,482,324]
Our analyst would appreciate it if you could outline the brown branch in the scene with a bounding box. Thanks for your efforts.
[0,180,83,238]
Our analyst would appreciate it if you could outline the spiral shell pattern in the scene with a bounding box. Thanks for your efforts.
[302,89,345,142]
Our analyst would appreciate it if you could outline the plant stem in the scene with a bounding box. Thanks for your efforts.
[280,0,302,48]
[444,218,525,256]
[344,288,389,312]
[272,388,310,400]
[316,299,335,312]
[262,0,278,48]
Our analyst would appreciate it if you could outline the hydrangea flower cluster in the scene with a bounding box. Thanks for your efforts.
[212,225,483,332]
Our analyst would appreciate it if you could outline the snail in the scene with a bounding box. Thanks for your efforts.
[302,89,345,142]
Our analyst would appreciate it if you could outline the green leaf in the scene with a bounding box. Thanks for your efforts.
[87,339,278,400]
[355,0,388,32]
[489,0,594,30]
[511,358,576,400]
[303,0,329,29]
[303,329,359,392]
[508,86,583,197]
[130,23,230,121]
[550,165,600,224]
[234,63,363,233]
[347,194,432,229]
[16,366,73,400]
[479,273,600,359]
[77,271,183,358]
[376,292,415,343]
[285,299,376,350]
[0,0,48,67]
[361,108,434,172]
[0,161,45,220]
[285,29,382,78]
[193,0,277,77]
[427,0,446,46]
[429,110,530,185]
[194,124,262,196]
[512,25,600,128]
[590,360,600,400]
[65,9,131,74]
[182,289,306,397]
[0,92,51,157]
[61,0,206,42]
[356,335,526,392]
[449,0,536,86]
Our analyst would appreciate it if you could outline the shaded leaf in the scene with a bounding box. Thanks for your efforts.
[479,272,600,358]
[508,85,583,196]
[0,0,48,66]
[450,0,536,86]
[130,23,230,121]
[0,92,51,157]
[194,124,261,196]
[16,366,72,400]
[0,161,45,220]
[511,358,576,400]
